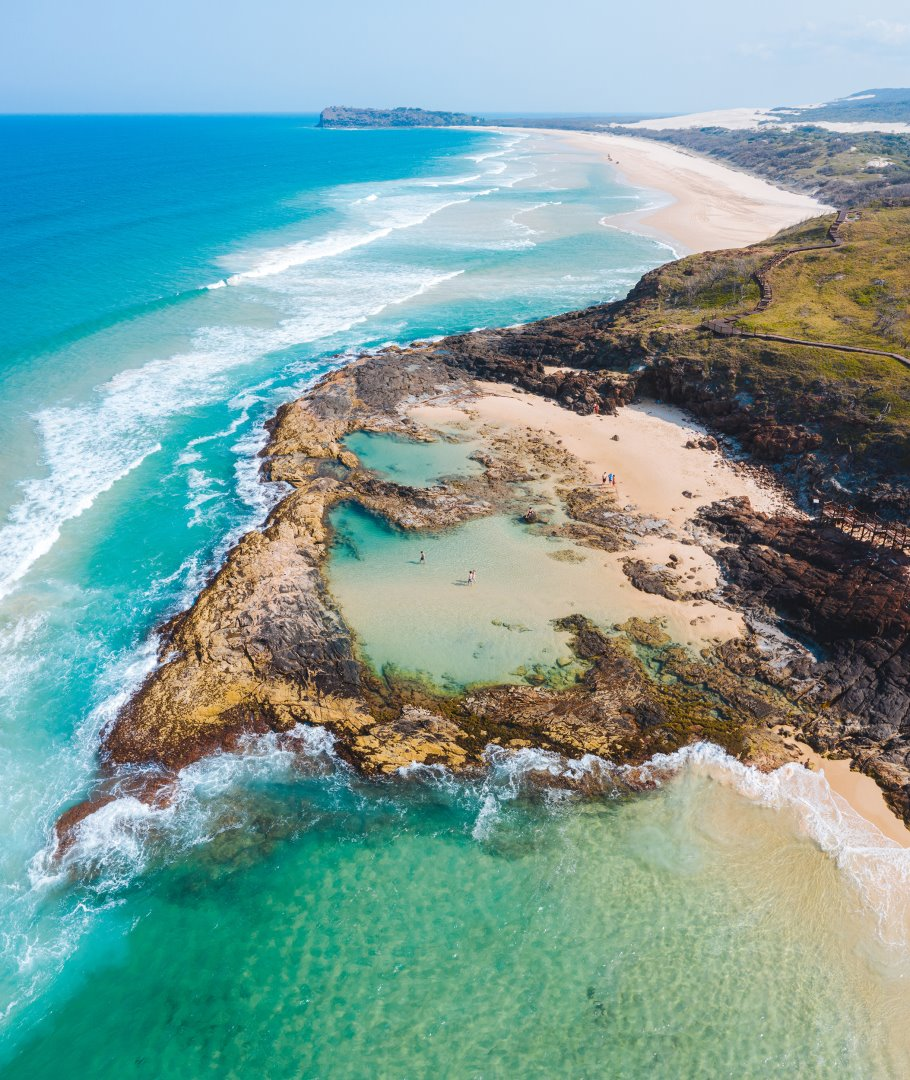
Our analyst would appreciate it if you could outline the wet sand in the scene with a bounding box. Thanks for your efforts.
[799,745,910,849]
[539,130,829,255]
[411,383,791,648]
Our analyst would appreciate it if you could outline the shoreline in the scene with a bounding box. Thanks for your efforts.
[65,146,909,858]
[500,127,829,256]
[65,334,910,859]
[796,741,910,849]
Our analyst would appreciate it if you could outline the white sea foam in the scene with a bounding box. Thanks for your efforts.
[631,743,910,945]
[37,724,341,892]
[0,627,162,1023]
[466,134,529,165]
[0,613,45,700]
[0,261,465,602]
[176,408,251,466]
[468,149,506,164]
[0,443,162,602]
[184,468,227,529]
[416,173,483,187]
[597,213,680,259]
[506,201,552,241]
[468,740,910,946]
[231,423,285,522]
[219,190,482,287]
[222,226,400,285]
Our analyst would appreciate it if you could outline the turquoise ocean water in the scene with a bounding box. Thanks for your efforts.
[1,116,910,1077]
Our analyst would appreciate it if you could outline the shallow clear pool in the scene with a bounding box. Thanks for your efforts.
[343,430,483,489]
[327,501,616,688]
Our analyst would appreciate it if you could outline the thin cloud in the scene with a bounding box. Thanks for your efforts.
[859,19,910,44]
[737,41,774,61]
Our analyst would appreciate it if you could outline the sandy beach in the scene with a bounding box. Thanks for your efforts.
[797,743,910,849]
[524,129,829,255]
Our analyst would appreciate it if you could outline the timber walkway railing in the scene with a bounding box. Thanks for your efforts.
[820,502,910,557]
[752,209,849,313]
[703,210,910,370]
[702,321,910,369]
[817,503,910,632]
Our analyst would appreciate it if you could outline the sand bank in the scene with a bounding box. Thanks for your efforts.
[529,129,829,255]
[795,742,910,849]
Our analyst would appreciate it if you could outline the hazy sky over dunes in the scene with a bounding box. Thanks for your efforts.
[3,0,910,113]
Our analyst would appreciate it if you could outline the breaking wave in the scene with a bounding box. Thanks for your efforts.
[0,267,463,601]
[0,120,711,1040]
[35,732,910,957]
[464,741,910,947]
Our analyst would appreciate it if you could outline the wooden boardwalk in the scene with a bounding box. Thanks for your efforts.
[817,503,910,631]
[752,209,849,313]
[820,502,910,557]
[703,210,910,370]
[703,321,910,369]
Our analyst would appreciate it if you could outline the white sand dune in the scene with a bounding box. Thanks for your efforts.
[618,105,910,135]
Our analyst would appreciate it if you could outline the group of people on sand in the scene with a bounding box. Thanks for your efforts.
[602,471,617,487]
[418,549,476,584]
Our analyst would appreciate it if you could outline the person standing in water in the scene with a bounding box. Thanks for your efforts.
[419,550,426,564]
[468,569,476,585]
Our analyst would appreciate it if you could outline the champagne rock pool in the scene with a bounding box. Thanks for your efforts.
[2,116,910,1078]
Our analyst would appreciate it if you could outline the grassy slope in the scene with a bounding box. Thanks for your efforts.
[745,207,910,349]
[604,208,910,478]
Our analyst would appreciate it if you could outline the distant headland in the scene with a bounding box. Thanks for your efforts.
[318,106,486,129]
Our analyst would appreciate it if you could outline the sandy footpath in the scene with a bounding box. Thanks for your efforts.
[412,382,910,846]
[525,129,829,255]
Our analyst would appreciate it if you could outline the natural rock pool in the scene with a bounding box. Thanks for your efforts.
[341,429,483,489]
[326,430,624,688]
[326,501,599,689]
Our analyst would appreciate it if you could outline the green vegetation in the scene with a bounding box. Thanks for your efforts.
[601,207,910,479]
[745,207,910,351]
[627,127,910,207]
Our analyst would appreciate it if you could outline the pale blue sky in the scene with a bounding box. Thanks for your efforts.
[3,0,909,114]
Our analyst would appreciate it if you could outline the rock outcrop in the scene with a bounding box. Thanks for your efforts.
[699,498,910,818]
[84,350,825,815]
[59,219,910,838]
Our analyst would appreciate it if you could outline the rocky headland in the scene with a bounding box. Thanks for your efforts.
[61,209,910,841]
[318,106,485,129]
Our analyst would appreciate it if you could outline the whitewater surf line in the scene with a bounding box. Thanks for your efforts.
[0,266,466,602]
[34,731,910,956]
